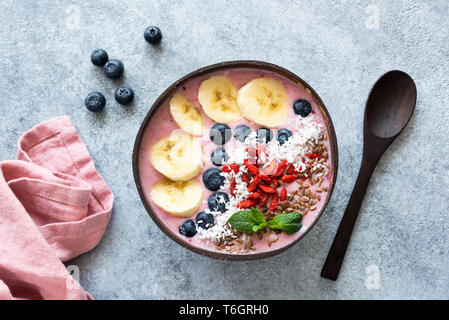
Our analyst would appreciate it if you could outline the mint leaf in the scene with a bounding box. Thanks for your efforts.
[228,208,267,234]
[267,212,303,235]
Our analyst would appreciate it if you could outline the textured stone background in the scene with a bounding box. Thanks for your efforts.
[1,0,448,299]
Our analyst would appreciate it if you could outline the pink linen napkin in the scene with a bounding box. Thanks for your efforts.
[0,116,113,300]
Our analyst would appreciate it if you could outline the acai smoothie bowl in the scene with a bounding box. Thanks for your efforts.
[133,61,338,260]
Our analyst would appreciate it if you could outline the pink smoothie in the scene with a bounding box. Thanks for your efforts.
[138,68,333,256]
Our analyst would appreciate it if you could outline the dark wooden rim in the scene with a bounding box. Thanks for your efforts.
[132,60,339,261]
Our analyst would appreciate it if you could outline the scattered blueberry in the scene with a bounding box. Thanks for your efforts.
[202,168,225,191]
[103,59,124,79]
[208,192,229,213]
[233,125,251,142]
[114,86,134,105]
[84,92,106,112]
[293,99,312,117]
[209,123,232,145]
[196,211,215,230]
[277,128,292,145]
[90,49,109,66]
[211,147,228,166]
[256,127,273,143]
[179,219,197,237]
[144,26,162,44]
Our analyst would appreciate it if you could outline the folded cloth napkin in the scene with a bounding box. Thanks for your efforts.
[0,116,113,299]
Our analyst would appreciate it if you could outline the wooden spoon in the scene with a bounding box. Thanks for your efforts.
[321,70,417,281]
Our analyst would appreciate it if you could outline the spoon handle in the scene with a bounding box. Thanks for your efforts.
[321,156,377,280]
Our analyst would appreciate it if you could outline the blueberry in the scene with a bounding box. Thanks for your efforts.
[209,123,232,145]
[293,99,312,117]
[103,59,124,79]
[277,129,292,145]
[90,49,109,66]
[211,147,228,166]
[233,125,251,142]
[114,86,134,105]
[202,168,225,191]
[144,26,162,44]
[84,92,106,112]
[196,211,215,230]
[208,192,229,213]
[179,219,197,237]
[256,128,273,143]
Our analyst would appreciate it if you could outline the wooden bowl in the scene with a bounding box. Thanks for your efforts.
[132,60,338,260]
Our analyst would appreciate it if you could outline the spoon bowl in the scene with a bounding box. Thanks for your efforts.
[366,70,417,138]
[321,70,416,280]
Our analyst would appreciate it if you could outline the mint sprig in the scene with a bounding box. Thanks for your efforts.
[227,209,303,235]
[267,211,303,235]
[227,208,267,233]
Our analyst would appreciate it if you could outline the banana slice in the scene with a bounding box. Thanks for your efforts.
[170,93,206,136]
[150,178,202,217]
[238,77,289,127]
[150,132,202,181]
[198,75,240,123]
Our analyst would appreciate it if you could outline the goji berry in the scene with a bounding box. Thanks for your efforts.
[259,184,277,194]
[237,199,256,209]
[269,192,279,213]
[273,160,288,177]
[258,193,270,207]
[306,153,322,160]
[287,163,295,175]
[281,175,297,183]
[241,172,251,184]
[221,163,239,173]
[272,178,279,187]
[230,177,236,197]
[247,175,262,193]
[280,187,287,201]
[244,159,259,175]
[248,192,260,200]
[259,174,271,182]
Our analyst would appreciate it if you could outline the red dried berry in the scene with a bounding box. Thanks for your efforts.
[230,177,236,197]
[269,192,279,213]
[259,184,277,194]
[280,187,287,201]
[221,163,239,173]
[287,163,295,175]
[247,175,262,193]
[241,172,251,184]
[248,192,260,200]
[272,178,279,187]
[306,153,322,160]
[273,160,288,177]
[237,199,256,209]
[259,174,271,182]
[258,193,270,207]
[280,175,297,183]
[244,159,260,175]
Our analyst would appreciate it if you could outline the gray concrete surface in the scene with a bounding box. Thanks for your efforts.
[1,0,448,299]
